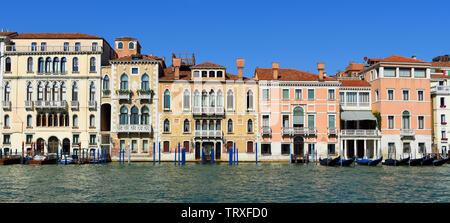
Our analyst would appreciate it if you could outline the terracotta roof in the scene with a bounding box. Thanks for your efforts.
[112,54,162,62]
[345,63,364,72]
[431,74,450,79]
[191,62,225,68]
[0,31,17,37]
[255,68,337,81]
[160,66,250,81]
[368,55,429,64]
[115,37,137,41]
[13,33,103,39]
[339,79,371,87]
[431,62,450,67]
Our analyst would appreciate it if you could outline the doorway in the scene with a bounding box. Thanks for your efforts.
[48,137,59,154]
[101,104,111,131]
[293,136,304,157]
[215,142,221,160]
[62,138,70,155]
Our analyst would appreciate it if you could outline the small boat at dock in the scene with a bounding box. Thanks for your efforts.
[398,157,411,166]
[433,158,449,166]
[382,158,399,166]
[356,157,382,166]
[421,157,434,166]
[408,158,423,166]
[319,156,340,166]
[338,157,354,167]
[0,155,22,165]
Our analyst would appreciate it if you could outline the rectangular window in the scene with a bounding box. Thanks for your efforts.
[308,115,315,128]
[440,97,445,107]
[442,131,446,139]
[339,92,345,103]
[26,135,33,144]
[399,68,411,77]
[402,90,409,101]
[40,42,47,51]
[295,89,302,100]
[132,68,138,74]
[403,143,411,154]
[202,71,207,77]
[388,89,394,100]
[388,116,394,129]
[375,90,379,101]
[247,141,254,153]
[3,135,10,144]
[418,116,424,129]
[142,140,149,153]
[163,141,170,152]
[282,89,289,100]
[184,141,190,153]
[132,140,137,153]
[328,89,335,100]
[359,92,369,105]
[328,115,335,128]
[384,68,396,77]
[75,42,80,51]
[281,144,290,155]
[282,115,289,128]
[418,90,424,101]
[261,144,271,155]
[92,42,98,51]
[89,135,96,145]
[307,89,314,100]
[415,69,426,78]
[441,114,446,124]
[263,89,270,101]
[73,135,79,144]
[64,42,69,51]
[31,42,37,51]
[193,71,199,77]
[262,115,269,127]
[418,143,425,153]
[327,144,336,155]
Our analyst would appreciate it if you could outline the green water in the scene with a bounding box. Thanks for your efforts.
[0,163,449,203]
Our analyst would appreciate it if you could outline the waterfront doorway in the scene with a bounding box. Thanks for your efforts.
[203,142,214,158]
[356,140,364,158]
[346,140,355,158]
[215,142,221,159]
[48,137,59,154]
[101,104,111,131]
[62,138,70,155]
[195,142,201,159]
[36,138,45,155]
[293,136,304,157]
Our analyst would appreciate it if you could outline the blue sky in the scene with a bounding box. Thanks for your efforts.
[2,0,449,78]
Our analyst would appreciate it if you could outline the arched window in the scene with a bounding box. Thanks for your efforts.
[60,82,66,101]
[52,82,59,101]
[72,57,79,72]
[53,57,60,73]
[90,115,95,127]
[73,115,78,127]
[247,119,253,133]
[164,119,170,132]
[103,75,110,90]
[247,90,253,110]
[227,89,234,110]
[164,89,171,109]
[27,57,33,72]
[129,42,134,49]
[38,57,44,73]
[5,57,11,72]
[89,82,95,101]
[130,106,139,125]
[120,106,128,125]
[120,73,128,90]
[194,90,200,107]
[216,120,221,130]
[141,106,149,125]
[195,120,200,130]
[72,82,78,101]
[201,90,208,107]
[227,119,233,133]
[26,82,33,101]
[61,57,67,73]
[27,115,32,127]
[4,115,10,128]
[118,42,123,49]
[36,113,41,127]
[141,73,149,90]
[45,82,51,101]
[4,82,11,101]
[402,111,410,129]
[209,90,215,107]
[45,57,52,73]
[217,90,223,107]
[37,82,43,101]
[202,120,207,130]
[183,119,190,133]
[183,90,190,110]
[89,57,96,72]
[293,106,305,127]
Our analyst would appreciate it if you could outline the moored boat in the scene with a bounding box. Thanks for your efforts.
[433,157,449,166]
[319,156,340,166]
[398,157,411,166]
[409,158,423,166]
[421,157,434,166]
[382,158,399,166]
[338,157,354,167]
[356,157,382,166]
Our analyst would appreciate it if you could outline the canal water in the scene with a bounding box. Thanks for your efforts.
[0,163,449,203]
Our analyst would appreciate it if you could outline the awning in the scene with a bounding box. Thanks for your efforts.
[341,111,377,121]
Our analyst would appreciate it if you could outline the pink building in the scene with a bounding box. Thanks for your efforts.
[361,55,432,159]
[254,62,340,162]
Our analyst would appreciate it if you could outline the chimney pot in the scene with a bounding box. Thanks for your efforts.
[317,63,325,81]
[272,62,279,80]
[173,58,182,79]
[236,58,245,79]
[412,55,417,59]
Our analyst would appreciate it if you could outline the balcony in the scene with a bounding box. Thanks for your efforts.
[400,129,415,137]
[341,129,380,137]
[34,100,67,110]
[88,101,97,110]
[307,127,317,135]
[193,106,225,116]
[282,127,293,136]
[117,91,132,101]
[36,71,68,75]
[340,102,371,109]
[25,100,33,110]
[71,101,79,110]
[431,86,450,95]
[138,91,153,101]
[2,101,11,110]
[293,127,308,135]
[261,126,272,136]
[5,45,103,54]
[194,130,223,138]
[101,135,111,145]
[117,124,152,133]
[442,122,447,125]
[328,127,338,136]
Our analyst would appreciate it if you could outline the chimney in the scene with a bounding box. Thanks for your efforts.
[236,58,245,79]
[317,63,325,81]
[173,58,181,79]
[272,62,279,80]
[412,55,417,60]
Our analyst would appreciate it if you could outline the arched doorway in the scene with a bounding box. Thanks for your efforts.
[36,138,45,155]
[294,136,304,156]
[48,136,59,154]
[62,138,70,155]
[101,104,111,131]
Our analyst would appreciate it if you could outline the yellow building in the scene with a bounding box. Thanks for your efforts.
[0,32,114,155]
[159,54,258,161]
[100,37,165,161]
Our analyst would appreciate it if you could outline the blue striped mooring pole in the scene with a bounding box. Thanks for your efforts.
[255,143,258,164]
[182,148,186,165]
[153,142,155,165]
[178,143,181,166]
[158,142,161,164]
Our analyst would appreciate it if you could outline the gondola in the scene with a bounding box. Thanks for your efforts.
[421,157,434,166]
[433,157,449,166]
[408,158,423,166]
[356,157,383,166]
[338,157,354,167]
[398,157,411,166]
[319,156,340,166]
[382,158,399,166]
